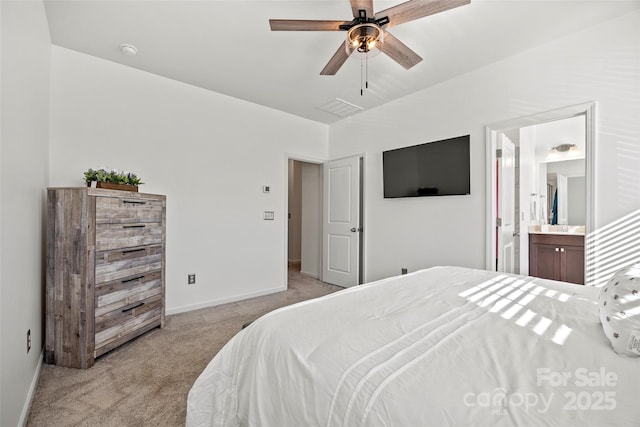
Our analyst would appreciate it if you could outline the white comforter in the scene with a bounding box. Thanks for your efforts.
[186,266,639,427]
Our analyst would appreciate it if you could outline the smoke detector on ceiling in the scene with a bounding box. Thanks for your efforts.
[120,43,138,57]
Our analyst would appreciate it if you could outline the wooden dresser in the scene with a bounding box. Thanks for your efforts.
[46,187,166,368]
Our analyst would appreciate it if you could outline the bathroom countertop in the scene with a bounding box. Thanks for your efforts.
[528,225,585,235]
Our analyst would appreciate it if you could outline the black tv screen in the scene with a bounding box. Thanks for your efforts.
[383,135,470,198]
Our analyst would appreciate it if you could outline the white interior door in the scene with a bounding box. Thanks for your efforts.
[322,156,360,287]
[497,135,516,273]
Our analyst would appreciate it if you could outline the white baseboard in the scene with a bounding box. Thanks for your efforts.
[300,270,319,279]
[19,349,43,427]
[166,285,285,316]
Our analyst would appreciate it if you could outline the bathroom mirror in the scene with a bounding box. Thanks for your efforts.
[546,159,585,225]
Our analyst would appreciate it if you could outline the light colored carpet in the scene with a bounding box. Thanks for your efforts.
[27,267,341,426]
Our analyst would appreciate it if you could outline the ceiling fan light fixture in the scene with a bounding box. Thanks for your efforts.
[552,143,577,153]
[346,23,383,58]
[269,0,469,76]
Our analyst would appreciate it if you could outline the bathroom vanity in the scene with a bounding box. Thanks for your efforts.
[529,225,585,285]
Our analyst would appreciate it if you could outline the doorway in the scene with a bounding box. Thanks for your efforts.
[286,155,364,289]
[287,159,322,286]
[322,156,363,287]
[486,103,595,283]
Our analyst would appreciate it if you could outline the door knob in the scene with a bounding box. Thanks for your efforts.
[351,227,357,232]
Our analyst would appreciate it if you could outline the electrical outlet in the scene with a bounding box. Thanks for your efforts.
[401,268,408,275]
[264,211,275,220]
[27,329,31,354]
[188,274,196,285]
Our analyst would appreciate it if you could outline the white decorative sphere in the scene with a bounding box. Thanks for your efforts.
[598,264,640,357]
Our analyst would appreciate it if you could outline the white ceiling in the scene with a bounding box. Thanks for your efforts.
[43,0,640,124]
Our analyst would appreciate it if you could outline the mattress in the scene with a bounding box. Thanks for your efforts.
[186,266,639,427]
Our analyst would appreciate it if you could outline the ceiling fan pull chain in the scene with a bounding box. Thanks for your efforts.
[360,52,370,96]
[360,57,364,96]
[366,53,369,90]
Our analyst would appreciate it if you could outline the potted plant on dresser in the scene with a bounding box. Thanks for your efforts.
[84,168,144,192]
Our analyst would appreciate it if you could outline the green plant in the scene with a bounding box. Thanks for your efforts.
[84,168,144,186]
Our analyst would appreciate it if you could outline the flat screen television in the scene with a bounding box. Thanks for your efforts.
[383,135,470,198]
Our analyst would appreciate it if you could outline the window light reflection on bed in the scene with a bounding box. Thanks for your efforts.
[478,292,501,308]
[619,293,640,305]
[622,305,640,318]
[457,275,508,297]
[501,303,524,320]
[551,324,573,344]
[530,286,545,296]
[515,309,536,327]
[532,317,553,335]
[458,275,574,345]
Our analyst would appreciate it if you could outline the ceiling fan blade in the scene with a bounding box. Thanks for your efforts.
[269,19,350,31]
[379,31,423,69]
[350,0,374,18]
[320,41,353,75]
[376,0,470,28]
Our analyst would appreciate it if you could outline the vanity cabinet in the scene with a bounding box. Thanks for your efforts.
[529,233,584,285]
[46,187,166,368]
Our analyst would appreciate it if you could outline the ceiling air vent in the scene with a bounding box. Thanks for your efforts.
[317,98,364,118]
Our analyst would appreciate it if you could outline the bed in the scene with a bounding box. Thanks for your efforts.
[186,266,639,427]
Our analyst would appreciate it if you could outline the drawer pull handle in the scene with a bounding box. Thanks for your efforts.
[121,275,145,283]
[122,248,146,255]
[123,200,147,205]
[123,225,146,229]
[122,302,144,313]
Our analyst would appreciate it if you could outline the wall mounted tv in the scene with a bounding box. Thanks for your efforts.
[383,135,470,198]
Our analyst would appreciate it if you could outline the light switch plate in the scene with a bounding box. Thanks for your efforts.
[264,211,275,220]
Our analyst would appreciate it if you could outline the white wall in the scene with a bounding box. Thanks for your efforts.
[568,176,587,225]
[301,162,322,278]
[519,126,538,275]
[329,10,640,283]
[546,158,585,177]
[287,160,302,263]
[48,46,328,314]
[0,1,50,425]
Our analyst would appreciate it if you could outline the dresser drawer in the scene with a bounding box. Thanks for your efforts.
[94,295,162,357]
[95,245,163,284]
[95,197,163,224]
[95,223,163,251]
[95,270,162,317]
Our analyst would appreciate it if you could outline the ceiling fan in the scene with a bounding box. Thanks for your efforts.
[269,0,470,76]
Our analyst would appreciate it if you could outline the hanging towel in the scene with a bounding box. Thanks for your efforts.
[551,189,558,225]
